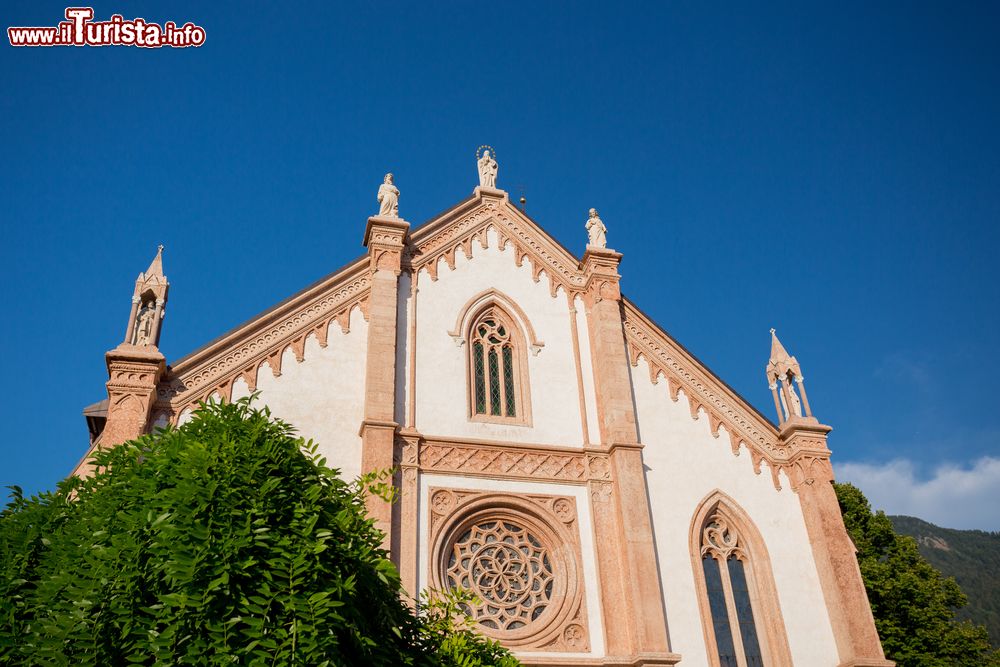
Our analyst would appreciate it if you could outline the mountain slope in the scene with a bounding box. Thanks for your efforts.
[890,515,1000,647]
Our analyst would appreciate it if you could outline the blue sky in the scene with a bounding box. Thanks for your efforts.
[2,2,998,529]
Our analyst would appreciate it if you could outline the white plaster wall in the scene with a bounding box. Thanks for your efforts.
[413,229,584,446]
[417,473,606,660]
[228,306,368,481]
[630,357,840,665]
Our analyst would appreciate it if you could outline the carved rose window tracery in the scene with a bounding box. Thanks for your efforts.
[430,490,588,651]
[445,520,554,631]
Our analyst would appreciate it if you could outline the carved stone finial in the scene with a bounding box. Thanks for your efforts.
[145,244,165,278]
[586,208,608,248]
[476,146,498,189]
[376,172,400,218]
[767,328,796,373]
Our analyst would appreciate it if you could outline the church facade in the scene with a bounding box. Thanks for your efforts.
[76,152,893,667]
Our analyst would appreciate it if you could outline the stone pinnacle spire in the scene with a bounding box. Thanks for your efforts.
[765,328,814,424]
[144,244,165,278]
[766,328,801,383]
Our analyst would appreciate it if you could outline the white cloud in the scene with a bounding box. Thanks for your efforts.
[835,457,1000,531]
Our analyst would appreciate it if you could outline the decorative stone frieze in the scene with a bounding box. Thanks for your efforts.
[420,439,588,483]
[406,189,586,295]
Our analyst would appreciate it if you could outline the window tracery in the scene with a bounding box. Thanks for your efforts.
[692,496,792,667]
[701,515,763,666]
[468,307,529,424]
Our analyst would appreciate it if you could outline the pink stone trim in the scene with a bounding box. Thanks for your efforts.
[689,490,793,667]
[153,261,371,418]
[428,489,590,652]
[448,288,545,354]
[407,189,585,296]
[622,302,797,490]
[464,303,533,427]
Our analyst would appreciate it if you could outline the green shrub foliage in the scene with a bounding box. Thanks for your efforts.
[835,482,999,666]
[0,398,518,666]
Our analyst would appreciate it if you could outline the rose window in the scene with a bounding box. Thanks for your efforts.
[444,520,554,631]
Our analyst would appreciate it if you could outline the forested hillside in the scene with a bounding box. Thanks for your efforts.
[890,515,1000,647]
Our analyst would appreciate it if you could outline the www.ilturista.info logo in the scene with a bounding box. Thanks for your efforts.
[8,8,205,48]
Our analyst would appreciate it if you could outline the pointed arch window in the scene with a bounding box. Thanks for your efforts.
[692,495,792,667]
[468,307,530,424]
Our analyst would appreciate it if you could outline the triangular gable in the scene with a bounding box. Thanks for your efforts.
[405,188,586,296]
[154,188,589,419]
[153,188,784,490]
[622,301,786,488]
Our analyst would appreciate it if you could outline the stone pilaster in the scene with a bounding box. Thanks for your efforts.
[73,344,166,478]
[394,428,421,599]
[360,216,409,539]
[74,246,169,479]
[581,246,680,665]
[781,421,894,667]
[582,247,636,447]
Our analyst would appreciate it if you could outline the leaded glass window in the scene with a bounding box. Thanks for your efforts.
[703,554,738,667]
[728,557,763,666]
[700,513,766,667]
[469,309,525,421]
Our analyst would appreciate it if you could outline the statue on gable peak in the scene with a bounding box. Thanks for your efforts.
[477,146,498,189]
[586,208,607,248]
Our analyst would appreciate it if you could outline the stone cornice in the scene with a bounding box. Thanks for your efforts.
[153,259,371,416]
[406,190,587,296]
[621,300,803,490]
[363,215,410,247]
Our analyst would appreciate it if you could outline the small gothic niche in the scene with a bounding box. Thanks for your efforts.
[766,329,814,425]
[123,246,169,348]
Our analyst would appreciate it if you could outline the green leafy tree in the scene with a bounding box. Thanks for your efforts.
[835,482,999,666]
[0,397,518,666]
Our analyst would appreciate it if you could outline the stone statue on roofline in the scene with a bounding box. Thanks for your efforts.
[586,208,607,248]
[377,173,399,218]
[477,146,498,189]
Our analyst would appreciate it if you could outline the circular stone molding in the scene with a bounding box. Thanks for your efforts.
[430,492,583,648]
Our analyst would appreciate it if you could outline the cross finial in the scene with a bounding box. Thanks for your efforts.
[770,327,776,335]
[144,244,165,278]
